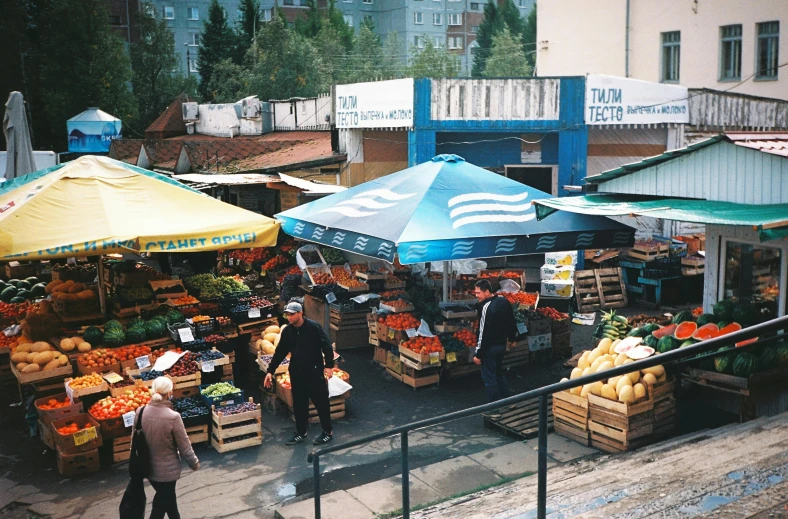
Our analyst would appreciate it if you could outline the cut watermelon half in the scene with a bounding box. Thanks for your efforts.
[652,323,677,339]
[692,323,719,341]
[626,345,655,360]
[614,336,643,354]
[735,337,759,347]
[715,322,742,337]
[674,321,697,341]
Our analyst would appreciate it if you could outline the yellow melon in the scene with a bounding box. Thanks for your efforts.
[264,333,278,343]
[77,342,92,353]
[627,370,641,384]
[618,385,634,404]
[642,373,657,386]
[60,338,76,352]
[633,383,646,401]
[32,341,51,352]
[570,367,583,379]
[601,384,617,400]
[615,376,632,394]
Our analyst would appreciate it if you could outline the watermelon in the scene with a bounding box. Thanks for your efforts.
[15,280,32,291]
[103,327,126,347]
[674,321,697,340]
[105,319,124,332]
[15,290,30,300]
[717,323,743,336]
[9,296,25,303]
[7,279,20,287]
[25,276,39,285]
[776,344,788,367]
[645,335,660,348]
[717,321,731,329]
[714,347,735,373]
[759,347,778,371]
[30,283,46,297]
[732,304,758,327]
[672,310,694,324]
[127,317,145,328]
[657,335,679,353]
[165,310,184,324]
[692,323,719,341]
[695,314,716,326]
[0,286,17,302]
[652,324,678,339]
[713,300,736,322]
[144,320,166,340]
[735,337,759,348]
[680,339,698,348]
[627,327,650,338]
[642,323,661,334]
[733,352,758,377]
[125,326,147,344]
[83,326,103,345]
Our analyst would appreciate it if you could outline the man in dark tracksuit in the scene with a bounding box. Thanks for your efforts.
[263,302,335,445]
[473,279,517,402]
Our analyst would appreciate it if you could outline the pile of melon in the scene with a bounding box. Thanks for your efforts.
[561,337,667,404]
[59,336,92,353]
[255,324,285,355]
[11,340,70,373]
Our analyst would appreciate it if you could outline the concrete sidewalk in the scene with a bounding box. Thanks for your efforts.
[274,434,597,519]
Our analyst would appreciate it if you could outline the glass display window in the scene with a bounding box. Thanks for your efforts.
[722,240,782,319]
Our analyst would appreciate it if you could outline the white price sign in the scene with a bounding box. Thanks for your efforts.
[65,381,75,403]
[202,360,215,372]
[405,328,417,338]
[135,356,151,369]
[178,327,195,343]
[517,322,528,335]
[123,411,136,428]
[248,307,261,319]
[325,292,337,304]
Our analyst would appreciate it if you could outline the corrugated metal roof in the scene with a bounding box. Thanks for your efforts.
[279,173,345,194]
[727,132,788,157]
[173,173,281,185]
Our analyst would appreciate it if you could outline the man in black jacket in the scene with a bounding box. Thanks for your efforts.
[473,279,517,402]
[264,302,335,445]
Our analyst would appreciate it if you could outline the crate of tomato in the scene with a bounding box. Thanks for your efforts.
[377,312,420,344]
[88,385,152,439]
[399,335,445,366]
[536,307,571,334]
[52,413,103,454]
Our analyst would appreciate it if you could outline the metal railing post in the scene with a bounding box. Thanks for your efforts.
[537,394,548,519]
[313,454,321,519]
[401,430,410,518]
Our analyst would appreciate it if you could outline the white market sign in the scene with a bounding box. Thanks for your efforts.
[585,74,689,125]
[335,78,414,129]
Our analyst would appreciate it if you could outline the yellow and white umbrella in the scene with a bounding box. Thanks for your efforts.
[0,155,280,260]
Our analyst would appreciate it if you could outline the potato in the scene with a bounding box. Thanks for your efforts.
[16,343,32,353]
[32,341,51,352]
[16,362,29,370]
[11,352,29,364]
[22,364,41,373]
[34,351,55,366]
[60,339,76,352]
[43,359,61,371]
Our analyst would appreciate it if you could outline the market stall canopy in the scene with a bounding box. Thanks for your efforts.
[276,154,635,264]
[533,194,788,242]
[0,155,280,260]
[3,92,36,180]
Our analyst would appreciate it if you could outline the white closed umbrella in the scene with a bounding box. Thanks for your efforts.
[3,91,36,179]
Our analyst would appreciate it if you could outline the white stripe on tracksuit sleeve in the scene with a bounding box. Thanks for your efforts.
[476,301,492,355]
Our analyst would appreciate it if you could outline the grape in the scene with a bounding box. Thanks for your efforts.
[200,382,242,398]
[218,402,257,415]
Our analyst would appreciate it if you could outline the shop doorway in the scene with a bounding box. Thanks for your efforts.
[504,165,558,196]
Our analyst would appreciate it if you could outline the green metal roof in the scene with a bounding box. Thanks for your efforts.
[533,194,788,241]
[585,135,728,185]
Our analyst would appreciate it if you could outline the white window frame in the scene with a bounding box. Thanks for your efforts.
[363,0,373,4]
[718,236,788,317]
[756,21,780,79]
[187,7,199,20]
[449,36,463,49]
[188,33,200,46]
[163,6,175,19]
[448,13,461,26]
[144,4,156,17]
[188,57,198,73]
[414,12,423,24]
[344,14,354,26]
[414,35,424,48]
[661,30,680,82]
[433,13,442,25]
[262,8,272,21]
[719,24,743,81]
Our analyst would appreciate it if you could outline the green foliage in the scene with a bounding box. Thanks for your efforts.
[482,27,532,77]
[473,0,529,77]
[381,32,407,79]
[347,24,384,83]
[295,0,323,39]
[198,0,237,101]
[207,59,253,103]
[522,7,537,69]
[235,0,262,58]
[408,39,460,79]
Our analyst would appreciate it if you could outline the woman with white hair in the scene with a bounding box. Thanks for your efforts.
[135,376,200,519]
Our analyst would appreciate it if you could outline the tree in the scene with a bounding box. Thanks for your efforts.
[325,0,354,51]
[483,27,532,77]
[38,0,136,148]
[235,0,262,61]
[381,32,406,79]
[472,0,527,77]
[295,0,323,39]
[207,58,252,103]
[314,24,348,89]
[347,23,383,83]
[129,4,186,131]
[408,39,460,79]
[198,0,237,100]
[522,7,537,70]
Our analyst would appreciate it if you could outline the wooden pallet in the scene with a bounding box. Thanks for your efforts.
[329,309,369,327]
[185,424,209,444]
[574,268,628,313]
[210,431,262,453]
[483,396,554,439]
[111,435,132,463]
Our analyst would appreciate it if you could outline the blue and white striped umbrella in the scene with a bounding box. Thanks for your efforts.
[276,155,634,264]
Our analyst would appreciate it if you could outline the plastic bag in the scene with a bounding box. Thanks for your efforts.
[328,376,353,398]
[498,279,521,293]
[296,245,324,270]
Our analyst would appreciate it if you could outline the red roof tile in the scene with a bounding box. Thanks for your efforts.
[109,139,143,163]
[235,137,341,172]
[144,93,190,139]
[142,141,183,166]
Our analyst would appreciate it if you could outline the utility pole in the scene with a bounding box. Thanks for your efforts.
[185,42,191,77]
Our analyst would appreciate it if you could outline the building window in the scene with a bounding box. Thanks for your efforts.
[363,14,373,24]
[187,7,199,20]
[757,21,780,79]
[470,2,480,10]
[434,36,442,47]
[343,0,352,3]
[448,0,461,2]
[448,36,463,49]
[661,31,680,82]
[108,15,122,25]
[448,13,461,26]
[163,6,175,19]
[189,33,200,46]
[720,24,742,80]
[262,9,272,21]
[363,0,372,3]
[188,58,198,73]
[344,14,353,26]
[414,35,424,48]
[414,12,423,24]
[433,13,442,25]
[144,4,155,17]
[471,25,479,34]
[283,0,294,5]
[518,0,528,6]
[723,240,782,319]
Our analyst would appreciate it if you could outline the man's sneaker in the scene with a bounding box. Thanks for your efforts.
[285,433,308,445]
[313,431,333,445]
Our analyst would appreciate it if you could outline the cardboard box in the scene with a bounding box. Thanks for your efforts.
[527,316,552,336]
[386,352,402,375]
[540,264,575,281]
[544,251,578,266]
[527,334,552,352]
[541,280,575,298]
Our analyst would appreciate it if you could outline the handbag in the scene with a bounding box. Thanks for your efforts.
[118,477,145,519]
[128,405,151,480]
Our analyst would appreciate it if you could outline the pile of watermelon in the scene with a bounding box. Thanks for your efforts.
[0,277,47,303]
[81,310,184,347]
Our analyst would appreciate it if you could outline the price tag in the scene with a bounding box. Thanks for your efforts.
[326,292,337,304]
[67,257,76,265]
[202,360,215,372]
[135,356,151,369]
[64,380,75,402]
[103,372,123,384]
[446,352,457,363]
[429,352,441,365]
[517,322,528,335]
[178,327,195,343]
[229,258,234,266]
[248,307,261,319]
[405,328,417,338]
[123,411,136,428]
[225,400,235,406]
[72,427,97,446]
[388,328,395,340]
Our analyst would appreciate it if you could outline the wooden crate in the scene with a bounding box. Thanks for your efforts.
[552,391,589,432]
[330,323,370,350]
[35,393,83,424]
[483,396,554,439]
[288,396,347,424]
[329,308,369,327]
[65,378,109,400]
[587,391,654,453]
[400,346,445,366]
[373,346,387,365]
[379,302,415,314]
[185,424,209,444]
[574,268,627,313]
[502,346,530,370]
[210,400,263,453]
[110,435,132,463]
[401,366,440,389]
[149,279,187,300]
[626,243,669,261]
[11,361,73,385]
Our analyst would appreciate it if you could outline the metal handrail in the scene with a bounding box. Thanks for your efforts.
[307,315,788,519]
